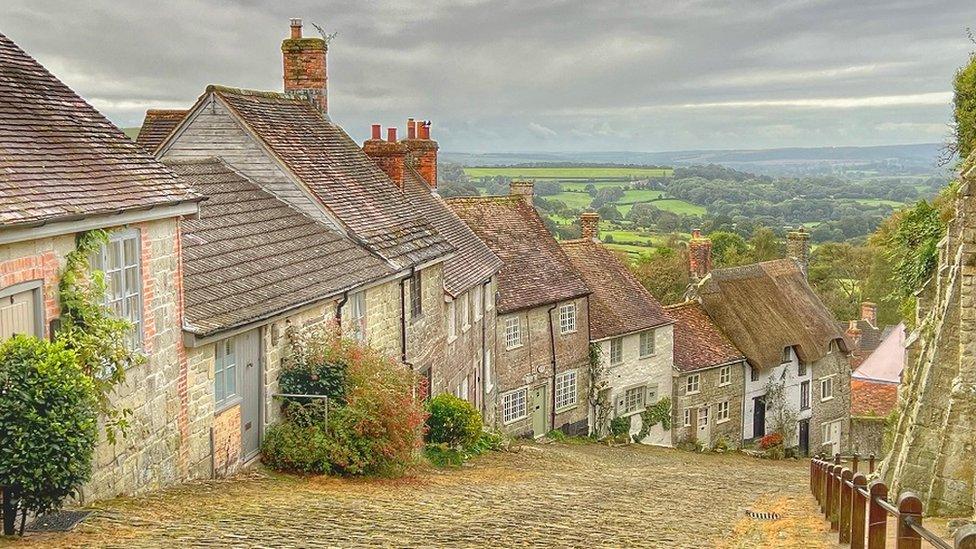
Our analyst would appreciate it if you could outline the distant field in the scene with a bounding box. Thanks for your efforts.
[853,198,906,208]
[603,242,656,260]
[464,166,673,180]
[550,192,594,209]
[617,199,704,217]
[619,189,665,203]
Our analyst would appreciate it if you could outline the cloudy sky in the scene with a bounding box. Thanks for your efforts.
[3,0,974,152]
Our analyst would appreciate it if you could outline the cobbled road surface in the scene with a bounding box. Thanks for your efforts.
[9,442,834,548]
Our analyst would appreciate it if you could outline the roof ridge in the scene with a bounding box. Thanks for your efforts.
[207,84,299,101]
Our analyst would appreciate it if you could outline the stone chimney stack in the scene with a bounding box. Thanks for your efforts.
[510,181,534,207]
[580,212,600,241]
[362,124,406,188]
[402,119,438,187]
[688,229,713,280]
[786,227,811,277]
[282,18,328,113]
[860,301,878,327]
[846,319,862,352]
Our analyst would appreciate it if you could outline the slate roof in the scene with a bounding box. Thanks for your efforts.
[136,109,187,152]
[0,33,199,228]
[665,301,745,372]
[851,379,898,417]
[209,86,452,269]
[446,196,590,313]
[697,259,849,371]
[169,158,394,337]
[838,319,885,355]
[560,239,672,340]
[401,169,501,296]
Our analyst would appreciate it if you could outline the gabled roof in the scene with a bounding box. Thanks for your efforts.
[169,158,394,337]
[446,196,590,313]
[0,33,198,228]
[402,169,501,296]
[851,379,898,417]
[697,259,849,371]
[853,323,905,384]
[665,301,745,372]
[203,85,452,269]
[136,109,187,152]
[560,239,672,340]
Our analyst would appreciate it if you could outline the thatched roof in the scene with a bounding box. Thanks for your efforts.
[697,259,848,371]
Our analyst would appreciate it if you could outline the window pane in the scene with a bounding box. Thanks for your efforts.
[123,237,138,267]
[108,240,122,270]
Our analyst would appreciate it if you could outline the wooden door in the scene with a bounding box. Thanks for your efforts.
[531,385,548,438]
[0,286,39,340]
[753,396,766,439]
[799,419,810,456]
[237,329,262,460]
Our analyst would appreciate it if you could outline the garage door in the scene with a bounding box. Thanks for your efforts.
[0,285,41,340]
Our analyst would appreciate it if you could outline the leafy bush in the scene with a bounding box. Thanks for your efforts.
[759,432,784,450]
[279,324,349,405]
[424,430,505,468]
[261,420,333,474]
[609,416,630,437]
[0,336,98,525]
[425,393,482,448]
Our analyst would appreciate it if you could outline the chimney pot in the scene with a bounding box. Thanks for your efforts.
[371,124,381,140]
[692,228,702,239]
[402,120,439,188]
[407,118,416,139]
[282,17,328,113]
[688,231,713,280]
[387,127,397,142]
[290,18,302,39]
[860,301,878,327]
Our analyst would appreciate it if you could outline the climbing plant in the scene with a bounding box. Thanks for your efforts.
[586,343,611,437]
[56,229,141,443]
[634,397,672,442]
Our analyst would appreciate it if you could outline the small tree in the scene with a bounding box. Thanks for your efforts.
[0,336,98,534]
[763,376,799,452]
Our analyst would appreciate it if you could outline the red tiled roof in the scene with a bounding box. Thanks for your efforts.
[665,301,745,372]
[0,33,199,227]
[136,109,187,152]
[209,86,452,269]
[446,196,590,313]
[560,239,672,340]
[170,158,393,336]
[402,169,501,296]
[851,379,898,417]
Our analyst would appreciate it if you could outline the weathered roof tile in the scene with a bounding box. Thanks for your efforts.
[666,301,745,372]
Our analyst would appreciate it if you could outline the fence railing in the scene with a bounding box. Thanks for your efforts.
[811,454,976,548]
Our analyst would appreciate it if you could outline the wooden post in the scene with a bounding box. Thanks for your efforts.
[810,458,815,494]
[867,479,888,549]
[852,453,860,474]
[826,465,835,520]
[851,473,867,549]
[835,452,842,465]
[869,453,876,474]
[896,492,922,549]
[840,468,853,543]
[955,524,976,549]
[831,464,841,531]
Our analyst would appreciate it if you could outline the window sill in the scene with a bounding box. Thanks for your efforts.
[686,390,700,396]
[462,324,471,333]
[555,403,578,414]
[215,396,242,416]
[560,329,577,336]
[448,335,458,344]
[719,382,730,387]
[618,407,645,418]
[502,415,527,426]
[717,418,730,425]
[821,396,834,403]
[505,344,523,351]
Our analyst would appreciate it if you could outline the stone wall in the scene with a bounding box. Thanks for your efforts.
[441,276,498,419]
[809,352,852,452]
[672,361,746,449]
[850,416,885,457]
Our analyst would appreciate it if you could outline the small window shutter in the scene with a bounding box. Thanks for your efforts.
[646,385,658,404]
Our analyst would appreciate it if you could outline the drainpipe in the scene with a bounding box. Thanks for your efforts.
[547,303,558,433]
[399,268,416,369]
[480,278,491,414]
[334,291,349,328]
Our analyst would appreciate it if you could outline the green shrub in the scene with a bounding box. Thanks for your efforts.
[279,324,349,406]
[609,416,630,437]
[260,420,333,474]
[425,393,482,448]
[423,443,466,468]
[0,335,98,524]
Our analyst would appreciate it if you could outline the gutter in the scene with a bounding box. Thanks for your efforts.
[547,302,558,433]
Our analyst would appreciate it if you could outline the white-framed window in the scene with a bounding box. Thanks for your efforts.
[447,299,457,341]
[504,316,522,350]
[502,387,528,424]
[483,349,493,393]
[698,406,709,427]
[639,330,655,358]
[610,337,623,365]
[782,346,793,363]
[214,337,238,410]
[558,303,577,334]
[461,292,470,332]
[455,376,470,402]
[820,375,834,401]
[485,280,494,312]
[473,285,484,320]
[618,384,646,416]
[716,401,730,423]
[555,370,578,411]
[686,373,700,395]
[91,228,143,350]
[750,366,759,382]
[798,362,807,376]
[349,291,367,342]
[822,419,841,450]
[683,408,692,427]
[800,380,811,410]
[719,365,731,386]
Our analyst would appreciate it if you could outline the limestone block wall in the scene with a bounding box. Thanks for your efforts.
[441,276,497,420]
[405,264,447,380]
[672,361,746,449]
[850,416,885,457]
[809,352,852,452]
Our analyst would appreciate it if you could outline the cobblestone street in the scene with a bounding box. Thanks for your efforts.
[9,443,833,548]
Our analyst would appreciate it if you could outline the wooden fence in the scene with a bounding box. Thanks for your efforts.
[811,454,976,548]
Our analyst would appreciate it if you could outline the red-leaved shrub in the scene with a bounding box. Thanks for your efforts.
[759,432,784,450]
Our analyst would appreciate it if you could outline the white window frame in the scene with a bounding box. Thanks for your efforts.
[483,349,493,394]
[800,379,811,410]
[683,408,692,427]
[719,365,731,386]
[750,366,760,383]
[618,384,647,416]
[782,346,793,364]
[473,285,484,321]
[504,316,522,350]
[91,228,143,351]
[610,337,623,366]
[501,387,528,425]
[716,401,730,424]
[554,369,578,412]
[349,291,367,342]
[698,406,709,428]
[686,373,700,395]
[485,280,494,312]
[820,375,835,402]
[798,362,807,377]
[461,292,471,332]
[639,330,655,358]
[214,337,239,411]
[558,303,577,335]
[447,299,457,342]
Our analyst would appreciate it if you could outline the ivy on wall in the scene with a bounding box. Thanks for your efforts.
[634,397,672,442]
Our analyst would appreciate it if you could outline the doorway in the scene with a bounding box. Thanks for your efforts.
[798,419,810,457]
[237,329,262,460]
[531,384,548,438]
[753,396,766,439]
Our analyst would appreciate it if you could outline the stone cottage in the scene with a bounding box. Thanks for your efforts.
[665,301,747,450]
[0,32,204,500]
[848,322,904,457]
[448,183,592,437]
[690,257,852,456]
[560,213,675,445]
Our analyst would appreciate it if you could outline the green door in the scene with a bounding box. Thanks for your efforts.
[531,384,548,437]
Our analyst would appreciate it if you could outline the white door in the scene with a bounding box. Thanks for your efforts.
[823,420,841,455]
[697,406,711,446]
[0,286,40,340]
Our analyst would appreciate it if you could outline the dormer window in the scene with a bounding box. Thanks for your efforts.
[782,346,793,364]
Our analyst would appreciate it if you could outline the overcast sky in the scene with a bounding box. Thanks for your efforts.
[3,0,974,152]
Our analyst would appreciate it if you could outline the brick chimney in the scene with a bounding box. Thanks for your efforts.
[860,301,878,327]
[282,18,328,113]
[510,181,534,207]
[786,227,811,277]
[688,229,713,280]
[402,119,438,187]
[580,212,600,241]
[846,319,862,352]
[363,125,406,188]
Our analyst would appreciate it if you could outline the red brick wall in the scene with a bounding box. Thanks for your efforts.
[282,38,327,112]
[0,251,59,337]
[212,404,243,477]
